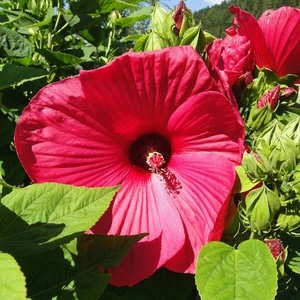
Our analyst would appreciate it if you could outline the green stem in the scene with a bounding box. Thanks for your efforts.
[0,179,18,190]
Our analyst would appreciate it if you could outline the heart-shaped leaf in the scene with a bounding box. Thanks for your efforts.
[195,240,278,300]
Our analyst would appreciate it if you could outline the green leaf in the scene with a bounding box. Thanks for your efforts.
[196,240,278,300]
[0,26,32,57]
[16,246,111,300]
[0,64,48,90]
[36,49,85,66]
[123,268,196,300]
[116,6,153,28]
[0,251,26,300]
[234,165,260,193]
[0,183,119,255]
[77,233,148,268]
[70,0,137,15]
[2,9,38,27]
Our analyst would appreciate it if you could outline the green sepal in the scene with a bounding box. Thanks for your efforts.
[235,165,260,193]
[180,24,206,54]
[269,135,298,179]
[282,116,300,146]
[178,9,194,39]
[203,30,216,45]
[245,184,281,233]
[242,151,269,181]
[247,102,273,131]
[279,73,298,85]
[277,200,300,232]
[144,4,179,51]
[133,34,149,52]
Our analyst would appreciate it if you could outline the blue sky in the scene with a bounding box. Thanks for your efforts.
[161,0,223,12]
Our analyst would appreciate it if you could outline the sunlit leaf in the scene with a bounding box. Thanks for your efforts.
[116,6,153,28]
[70,0,138,15]
[195,240,278,300]
[0,251,26,300]
[0,183,119,255]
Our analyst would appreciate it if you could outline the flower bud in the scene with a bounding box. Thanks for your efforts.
[277,201,300,232]
[257,84,280,112]
[265,238,285,279]
[247,101,273,131]
[282,116,300,146]
[143,5,179,51]
[257,119,281,147]
[265,239,285,262]
[242,151,269,181]
[207,34,255,86]
[180,25,206,54]
[291,164,300,195]
[245,184,280,233]
[269,135,298,179]
[172,1,193,38]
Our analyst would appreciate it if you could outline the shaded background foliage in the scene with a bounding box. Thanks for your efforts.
[0,0,300,299]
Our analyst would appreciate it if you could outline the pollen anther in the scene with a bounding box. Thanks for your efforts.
[146,151,165,174]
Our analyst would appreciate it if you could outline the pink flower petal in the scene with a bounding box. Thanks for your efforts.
[15,77,130,186]
[167,91,244,164]
[164,152,236,272]
[229,5,275,71]
[259,7,300,78]
[90,169,186,286]
[79,46,220,141]
[91,150,236,285]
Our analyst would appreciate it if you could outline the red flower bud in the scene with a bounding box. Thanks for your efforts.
[265,239,285,262]
[207,34,255,86]
[257,85,280,111]
[173,1,191,36]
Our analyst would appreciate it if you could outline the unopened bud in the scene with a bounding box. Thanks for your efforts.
[257,85,280,112]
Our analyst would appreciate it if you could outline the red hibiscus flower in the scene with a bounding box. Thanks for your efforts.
[229,5,300,80]
[207,32,255,86]
[15,46,244,286]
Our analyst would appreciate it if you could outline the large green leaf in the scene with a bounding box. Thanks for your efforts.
[116,6,153,28]
[195,240,278,300]
[0,26,32,57]
[0,183,119,255]
[36,48,85,66]
[70,0,138,15]
[1,9,38,27]
[0,64,48,90]
[0,251,26,300]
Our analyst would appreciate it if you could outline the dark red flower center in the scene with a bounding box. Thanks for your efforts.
[129,133,172,173]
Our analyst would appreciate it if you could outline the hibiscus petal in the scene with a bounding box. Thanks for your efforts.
[259,7,300,78]
[79,46,219,141]
[164,152,236,273]
[90,169,186,286]
[167,91,244,164]
[229,5,275,71]
[15,77,130,186]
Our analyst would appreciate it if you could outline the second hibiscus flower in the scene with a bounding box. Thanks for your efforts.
[15,46,244,286]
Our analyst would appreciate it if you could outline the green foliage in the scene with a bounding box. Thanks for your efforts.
[195,240,278,300]
[0,183,119,254]
[0,251,27,300]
